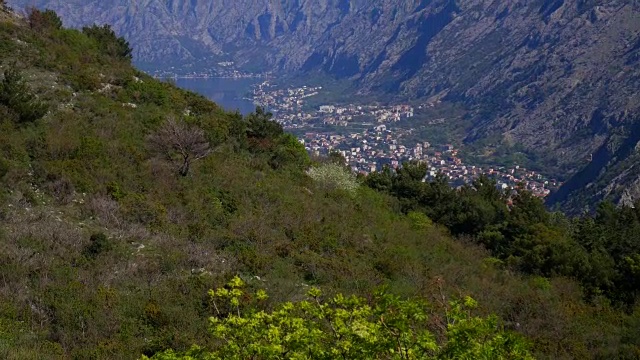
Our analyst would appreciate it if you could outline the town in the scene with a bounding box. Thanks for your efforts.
[251,82,560,198]
[304,130,559,198]
[150,64,269,80]
[252,81,416,128]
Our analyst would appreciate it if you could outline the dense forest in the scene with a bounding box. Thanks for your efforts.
[0,6,639,359]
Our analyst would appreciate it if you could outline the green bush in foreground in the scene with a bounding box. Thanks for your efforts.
[144,277,533,360]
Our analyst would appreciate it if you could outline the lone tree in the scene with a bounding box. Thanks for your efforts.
[148,117,211,176]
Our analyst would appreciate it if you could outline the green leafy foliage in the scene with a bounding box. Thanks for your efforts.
[82,232,112,259]
[0,67,48,123]
[246,106,283,140]
[82,24,132,61]
[145,277,533,360]
[571,202,640,305]
[244,107,310,169]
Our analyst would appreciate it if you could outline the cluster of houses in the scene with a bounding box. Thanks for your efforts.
[252,81,414,128]
[150,66,265,79]
[252,82,321,122]
[252,81,558,198]
[318,104,414,126]
[304,126,559,198]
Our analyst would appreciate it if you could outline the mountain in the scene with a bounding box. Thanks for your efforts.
[3,5,640,358]
[8,0,640,212]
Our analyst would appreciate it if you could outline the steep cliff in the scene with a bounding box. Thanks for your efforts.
[8,0,640,211]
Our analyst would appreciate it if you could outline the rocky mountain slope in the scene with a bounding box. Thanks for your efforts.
[5,7,640,358]
[8,0,640,212]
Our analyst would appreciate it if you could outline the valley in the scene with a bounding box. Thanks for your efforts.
[1,2,640,359]
[8,0,640,212]
[250,80,559,197]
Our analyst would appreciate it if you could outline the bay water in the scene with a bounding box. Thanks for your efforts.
[175,77,258,115]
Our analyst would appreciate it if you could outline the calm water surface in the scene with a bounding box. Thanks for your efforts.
[175,77,258,115]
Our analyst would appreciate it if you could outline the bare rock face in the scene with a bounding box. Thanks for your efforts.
[9,0,640,212]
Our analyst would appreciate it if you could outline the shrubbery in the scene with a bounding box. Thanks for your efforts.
[83,232,112,259]
[82,24,132,61]
[366,163,640,307]
[244,107,310,169]
[0,67,47,123]
[145,277,533,360]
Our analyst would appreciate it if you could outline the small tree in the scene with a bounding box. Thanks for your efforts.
[0,67,48,124]
[27,7,63,32]
[148,117,211,176]
[245,106,282,140]
[82,24,133,61]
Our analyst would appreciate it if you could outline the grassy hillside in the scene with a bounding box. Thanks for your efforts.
[0,7,638,359]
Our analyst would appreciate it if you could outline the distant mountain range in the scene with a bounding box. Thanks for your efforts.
[8,0,640,212]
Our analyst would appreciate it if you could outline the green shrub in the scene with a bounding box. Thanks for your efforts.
[82,24,132,61]
[66,67,102,91]
[83,232,112,259]
[0,67,48,124]
[145,277,533,360]
[268,133,310,170]
[407,211,433,229]
[126,79,170,106]
[246,107,282,140]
